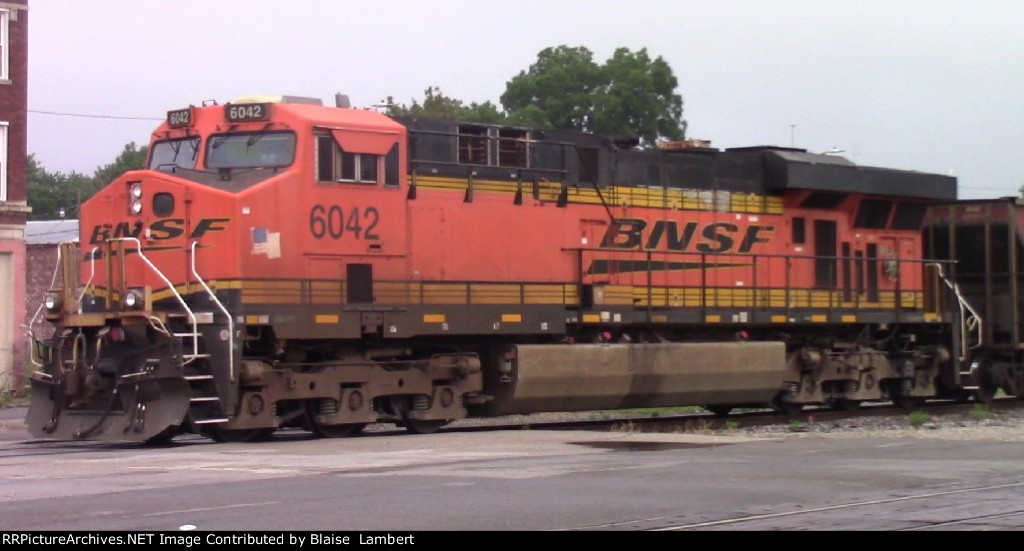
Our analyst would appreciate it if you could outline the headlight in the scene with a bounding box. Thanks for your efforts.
[130,199,143,215]
[124,289,144,310]
[129,182,143,198]
[44,293,62,311]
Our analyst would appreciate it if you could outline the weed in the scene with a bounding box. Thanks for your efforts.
[908,410,929,429]
[787,420,806,433]
[724,420,740,431]
[0,389,29,409]
[0,367,32,409]
[619,406,703,416]
[682,419,714,435]
[611,420,636,433]
[971,403,992,420]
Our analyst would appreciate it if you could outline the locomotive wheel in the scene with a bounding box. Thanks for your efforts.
[770,399,802,411]
[304,401,368,438]
[312,423,368,439]
[968,358,997,404]
[972,382,997,404]
[703,405,733,418]
[1006,371,1023,399]
[144,426,180,446]
[893,395,925,410]
[402,418,447,435]
[208,427,275,443]
[771,396,804,415]
[835,397,860,409]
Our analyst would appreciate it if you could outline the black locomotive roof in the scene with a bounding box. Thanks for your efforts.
[763,150,957,201]
[394,116,957,201]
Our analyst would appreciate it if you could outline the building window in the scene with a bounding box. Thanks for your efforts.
[0,123,7,201]
[0,9,8,81]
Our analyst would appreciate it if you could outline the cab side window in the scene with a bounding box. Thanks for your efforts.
[316,135,334,182]
[316,133,381,185]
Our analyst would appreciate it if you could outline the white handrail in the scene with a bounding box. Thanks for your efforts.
[22,241,70,367]
[928,262,983,361]
[190,240,235,381]
[76,246,99,314]
[112,237,200,364]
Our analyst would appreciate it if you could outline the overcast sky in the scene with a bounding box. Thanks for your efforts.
[27,0,1024,199]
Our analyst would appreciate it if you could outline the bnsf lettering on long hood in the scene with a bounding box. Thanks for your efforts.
[88,217,231,244]
[600,219,774,254]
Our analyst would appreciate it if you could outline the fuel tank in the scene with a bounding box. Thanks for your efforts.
[489,342,788,415]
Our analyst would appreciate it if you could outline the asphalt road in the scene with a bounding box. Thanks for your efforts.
[1,411,1023,531]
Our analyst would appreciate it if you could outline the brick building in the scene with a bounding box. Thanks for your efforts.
[0,1,28,393]
[24,219,77,343]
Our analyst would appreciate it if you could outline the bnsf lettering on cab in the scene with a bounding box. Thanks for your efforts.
[600,219,774,254]
[88,218,231,244]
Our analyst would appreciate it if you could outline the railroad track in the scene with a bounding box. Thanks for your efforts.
[442,395,1024,434]
[1,396,1020,457]
[647,481,1024,531]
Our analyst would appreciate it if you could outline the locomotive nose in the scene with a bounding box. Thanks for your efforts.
[83,174,189,244]
[127,176,185,237]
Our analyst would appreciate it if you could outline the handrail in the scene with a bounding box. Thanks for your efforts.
[565,245,957,324]
[22,241,70,367]
[111,237,200,365]
[190,240,235,382]
[927,262,983,361]
[75,246,99,314]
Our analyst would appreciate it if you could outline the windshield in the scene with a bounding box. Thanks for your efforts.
[148,137,200,170]
[206,131,296,169]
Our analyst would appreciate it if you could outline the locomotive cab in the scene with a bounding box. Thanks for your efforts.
[25,96,467,443]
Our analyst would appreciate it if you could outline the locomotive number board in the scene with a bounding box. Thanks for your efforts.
[167,107,192,128]
[225,103,271,123]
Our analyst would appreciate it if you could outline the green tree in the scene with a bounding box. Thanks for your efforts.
[501,45,687,146]
[592,47,686,145]
[501,46,603,132]
[93,141,148,189]
[27,142,148,220]
[505,104,551,129]
[387,86,505,124]
[26,155,93,220]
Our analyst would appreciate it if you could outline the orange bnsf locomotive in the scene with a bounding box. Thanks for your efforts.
[24,94,1005,443]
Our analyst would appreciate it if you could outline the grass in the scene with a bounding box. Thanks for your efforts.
[0,391,29,408]
[681,419,715,435]
[908,410,930,429]
[616,406,704,417]
[787,420,806,432]
[611,420,636,433]
[971,403,992,420]
[608,414,743,435]
[0,362,33,408]
[0,382,30,408]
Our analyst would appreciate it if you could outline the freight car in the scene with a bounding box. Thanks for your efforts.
[23,94,996,443]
